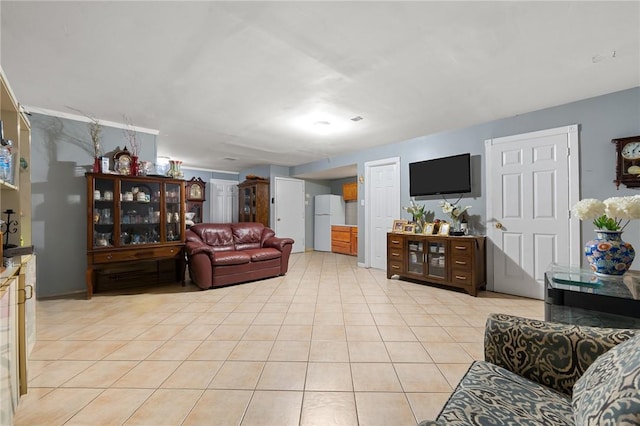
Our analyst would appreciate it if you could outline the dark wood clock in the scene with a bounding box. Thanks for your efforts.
[185,177,206,225]
[613,135,640,189]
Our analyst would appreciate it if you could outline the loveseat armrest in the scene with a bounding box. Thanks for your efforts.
[185,241,217,258]
[263,236,294,252]
[484,313,635,396]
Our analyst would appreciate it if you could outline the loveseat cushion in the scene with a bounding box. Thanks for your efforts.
[433,360,574,426]
[212,251,251,266]
[572,334,640,425]
[243,248,281,262]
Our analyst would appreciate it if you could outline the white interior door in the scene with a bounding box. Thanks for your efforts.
[274,177,305,253]
[365,157,401,270]
[209,179,238,223]
[486,125,580,299]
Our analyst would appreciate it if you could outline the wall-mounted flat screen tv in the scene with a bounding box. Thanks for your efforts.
[409,153,471,196]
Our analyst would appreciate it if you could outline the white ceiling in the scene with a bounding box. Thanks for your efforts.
[1,2,638,178]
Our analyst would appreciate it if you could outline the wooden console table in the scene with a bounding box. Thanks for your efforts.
[387,233,486,296]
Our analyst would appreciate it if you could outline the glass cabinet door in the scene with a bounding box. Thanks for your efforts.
[119,179,161,246]
[165,182,182,242]
[427,241,446,279]
[407,239,424,275]
[92,177,116,248]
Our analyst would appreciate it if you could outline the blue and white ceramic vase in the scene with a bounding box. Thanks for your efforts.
[584,230,635,276]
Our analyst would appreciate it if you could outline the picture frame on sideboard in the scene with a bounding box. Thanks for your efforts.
[392,219,408,233]
[438,222,451,236]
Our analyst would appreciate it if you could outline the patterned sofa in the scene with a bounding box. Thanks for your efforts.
[420,313,639,425]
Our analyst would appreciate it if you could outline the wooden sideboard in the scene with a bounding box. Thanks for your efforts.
[387,232,486,296]
[331,225,357,256]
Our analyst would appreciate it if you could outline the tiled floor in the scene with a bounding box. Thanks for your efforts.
[14,252,543,425]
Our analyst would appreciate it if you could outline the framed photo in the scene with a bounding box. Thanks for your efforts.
[438,222,451,236]
[392,219,408,233]
[424,222,435,235]
[403,223,416,234]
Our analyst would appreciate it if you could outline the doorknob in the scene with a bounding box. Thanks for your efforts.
[277,218,281,221]
[495,222,504,229]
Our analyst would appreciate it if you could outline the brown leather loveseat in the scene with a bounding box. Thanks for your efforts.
[185,222,294,289]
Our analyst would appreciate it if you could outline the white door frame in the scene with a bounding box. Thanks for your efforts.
[485,124,581,291]
[364,157,401,268]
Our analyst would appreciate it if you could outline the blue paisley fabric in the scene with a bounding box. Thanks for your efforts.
[418,314,637,426]
[573,334,640,425]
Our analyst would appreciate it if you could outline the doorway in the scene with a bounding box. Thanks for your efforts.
[274,177,305,253]
[485,125,580,299]
[209,179,238,223]
[365,157,401,270]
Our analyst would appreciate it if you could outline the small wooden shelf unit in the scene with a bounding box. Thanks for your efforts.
[387,233,486,296]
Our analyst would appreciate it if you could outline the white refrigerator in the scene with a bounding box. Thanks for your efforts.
[314,194,346,251]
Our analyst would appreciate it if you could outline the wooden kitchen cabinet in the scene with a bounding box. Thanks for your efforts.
[332,225,357,256]
[342,182,357,201]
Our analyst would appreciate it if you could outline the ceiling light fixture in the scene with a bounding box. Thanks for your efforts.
[350,116,364,122]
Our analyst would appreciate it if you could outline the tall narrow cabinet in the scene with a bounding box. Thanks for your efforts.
[86,174,186,299]
[238,178,270,227]
[0,67,35,422]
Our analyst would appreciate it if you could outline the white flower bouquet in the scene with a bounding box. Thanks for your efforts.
[440,201,471,222]
[572,196,640,231]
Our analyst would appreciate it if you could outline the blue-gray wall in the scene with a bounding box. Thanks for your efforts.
[30,87,640,297]
[293,87,640,265]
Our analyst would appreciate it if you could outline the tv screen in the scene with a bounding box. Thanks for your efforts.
[409,153,471,196]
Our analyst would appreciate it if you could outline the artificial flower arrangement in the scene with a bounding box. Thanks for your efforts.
[572,196,640,231]
[403,200,432,232]
[440,200,471,223]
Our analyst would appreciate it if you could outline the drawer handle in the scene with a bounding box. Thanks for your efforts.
[391,265,400,270]
[455,260,467,265]
[170,249,175,253]
[391,253,399,257]
[107,255,112,260]
[391,240,400,244]
[455,246,467,250]
[455,275,467,280]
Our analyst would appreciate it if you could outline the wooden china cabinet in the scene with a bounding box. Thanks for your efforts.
[85,173,186,299]
[238,178,270,227]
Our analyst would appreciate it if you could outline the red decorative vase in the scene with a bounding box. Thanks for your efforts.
[131,156,139,176]
[92,157,100,173]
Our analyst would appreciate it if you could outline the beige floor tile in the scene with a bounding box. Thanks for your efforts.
[228,340,274,361]
[30,340,94,360]
[61,360,138,388]
[13,388,103,425]
[351,363,402,391]
[394,363,452,392]
[459,341,485,360]
[301,391,358,426]
[355,392,416,426]
[406,392,452,423]
[159,312,200,325]
[242,390,303,426]
[345,325,381,341]
[424,342,474,364]
[234,302,265,312]
[256,361,307,390]
[312,324,346,340]
[29,360,95,387]
[187,340,238,360]
[135,324,186,340]
[170,323,215,340]
[208,324,249,340]
[223,312,259,325]
[208,361,265,389]
[161,360,223,389]
[343,312,376,325]
[196,311,230,324]
[348,341,391,362]
[341,303,370,313]
[147,340,201,360]
[104,340,165,360]
[411,326,455,342]
[385,341,433,363]
[309,340,349,362]
[61,325,116,340]
[377,325,418,342]
[261,302,290,313]
[305,362,353,391]
[64,388,154,426]
[438,363,473,388]
[60,340,127,360]
[372,312,406,326]
[242,325,281,340]
[277,325,313,341]
[400,313,438,326]
[444,325,485,342]
[183,389,253,426]
[313,311,345,325]
[283,311,315,325]
[269,340,310,361]
[112,360,181,388]
[123,389,202,425]
[253,311,287,325]
[99,325,153,340]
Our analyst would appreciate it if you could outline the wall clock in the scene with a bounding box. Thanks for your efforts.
[613,135,640,189]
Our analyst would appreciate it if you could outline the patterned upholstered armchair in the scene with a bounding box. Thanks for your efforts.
[419,313,639,426]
